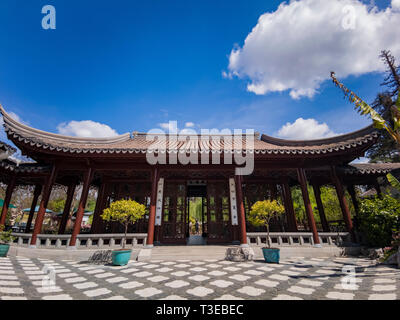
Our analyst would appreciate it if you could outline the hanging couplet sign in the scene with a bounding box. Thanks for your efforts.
[229,178,239,226]
[155,178,164,226]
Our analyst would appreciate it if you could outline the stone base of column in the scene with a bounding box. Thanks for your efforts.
[67,246,77,250]
[240,243,250,248]
[28,245,37,249]
[145,244,154,249]
[313,244,323,248]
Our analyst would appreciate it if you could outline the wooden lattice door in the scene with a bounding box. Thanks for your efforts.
[206,181,232,243]
[161,182,187,244]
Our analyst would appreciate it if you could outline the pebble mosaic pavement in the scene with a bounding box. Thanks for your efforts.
[0,256,399,300]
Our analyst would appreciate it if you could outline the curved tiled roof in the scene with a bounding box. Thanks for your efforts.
[0,105,379,156]
[0,159,49,174]
[342,163,400,175]
[0,140,16,154]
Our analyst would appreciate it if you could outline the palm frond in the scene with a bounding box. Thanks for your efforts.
[387,173,400,192]
[331,72,399,143]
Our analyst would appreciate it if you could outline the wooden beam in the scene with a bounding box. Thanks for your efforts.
[58,183,76,234]
[331,166,356,242]
[25,184,42,233]
[281,181,298,232]
[30,165,59,246]
[146,167,159,247]
[69,168,94,247]
[297,168,320,246]
[311,183,330,232]
[0,175,17,226]
[235,174,248,246]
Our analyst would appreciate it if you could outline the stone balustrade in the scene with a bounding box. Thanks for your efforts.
[9,232,350,249]
[247,232,351,247]
[10,233,148,249]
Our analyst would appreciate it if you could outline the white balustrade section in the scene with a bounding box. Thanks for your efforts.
[247,232,351,247]
[10,233,148,249]
[10,232,350,249]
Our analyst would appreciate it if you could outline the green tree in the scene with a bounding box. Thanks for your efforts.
[101,199,146,249]
[358,195,400,248]
[292,185,356,229]
[248,200,285,248]
[48,198,65,213]
[367,51,400,162]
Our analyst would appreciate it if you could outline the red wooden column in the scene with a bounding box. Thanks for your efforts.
[30,165,58,247]
[296,168,321,246]
[347,185,360,228]
[311,183,330,232]
[347,185,359,214]
[91,182,107,234]
[281,181,298,232]
[331,167,356,242]
[0,175,17,227]
[58,183,76,234]
[146,167,159,248]
[69,168,93,248]
[235,174,248,247]
[25,184,42,233]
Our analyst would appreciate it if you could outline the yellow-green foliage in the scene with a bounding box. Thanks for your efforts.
[248,200,285,229]
[101,199,146,227]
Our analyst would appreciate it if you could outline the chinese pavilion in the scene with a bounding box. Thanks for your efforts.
[0,105,399,249]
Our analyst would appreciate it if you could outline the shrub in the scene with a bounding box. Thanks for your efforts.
[358,195,400,248]
[248,200,285,248]
[101,199,146,249]
[0,225,16,244]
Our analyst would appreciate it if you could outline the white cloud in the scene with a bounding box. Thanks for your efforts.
[393,0,400,11]
[159,121,197,133]
[277,118,338,140]
[227,0,400,99]
[9,112,29,125]
[159,121,178,133]
[57,120,119,138]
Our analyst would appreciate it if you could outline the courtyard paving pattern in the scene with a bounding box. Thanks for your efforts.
[0,256,399,300]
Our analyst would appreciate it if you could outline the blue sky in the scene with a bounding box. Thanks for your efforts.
[0,0,398,145]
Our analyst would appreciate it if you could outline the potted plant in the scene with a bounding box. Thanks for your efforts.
[101,199,146,266]
[249,200,285,264]
[0,225,16,257]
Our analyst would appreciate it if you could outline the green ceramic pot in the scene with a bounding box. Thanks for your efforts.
[112,250,131,266]
[0,244,10,257]
[262,248,280,264]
